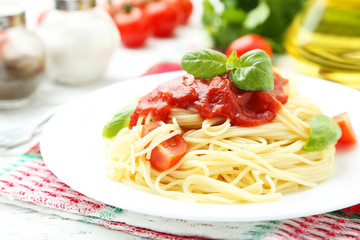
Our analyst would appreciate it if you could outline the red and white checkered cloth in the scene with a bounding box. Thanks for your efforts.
[1,143,360,239]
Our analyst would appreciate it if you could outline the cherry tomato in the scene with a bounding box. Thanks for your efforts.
[166,0,193,25]
[114,5,152,48]
[225,34,273,58]
[103,1,123,17]
[144,0,178,38]
[166,0,184,25]
[177,0,193,25]
[141,123,188,171]
[333,112,357,144]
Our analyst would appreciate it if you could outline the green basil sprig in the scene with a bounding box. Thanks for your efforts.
[102,103,137,139]
[303,114,342,151]
[230,50,273,91]
[181,48,273,91]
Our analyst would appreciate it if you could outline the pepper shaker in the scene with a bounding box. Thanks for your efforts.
[0,3,46,109]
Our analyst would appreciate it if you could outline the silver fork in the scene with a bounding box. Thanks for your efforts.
[0,108,58,148]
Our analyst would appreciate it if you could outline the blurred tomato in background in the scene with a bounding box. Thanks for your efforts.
[144,0,178,38]
[113,4,152,48]
[107,0,193,47]
[225,34,273,58]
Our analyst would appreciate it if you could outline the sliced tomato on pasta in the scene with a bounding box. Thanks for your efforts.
[141,123,161,137]
[333,112,357,144]
[141,124,187,171]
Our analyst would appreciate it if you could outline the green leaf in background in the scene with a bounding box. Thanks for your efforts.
[202,0,307,53]
[102,103,137,139]
[234,0,259,12]
[181,48,228,79]
[226,50,239,70]
[229,49,273,91]
[210,23,247,50]
[221,0,260,10]
[222,8,247,25]
[220,0,239,9]
[202,0,218,29]
[244,0,270,29]
[202,0,247,49]
[303,114,342,151]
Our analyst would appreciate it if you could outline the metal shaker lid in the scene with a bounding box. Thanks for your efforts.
[55,0,96,11]
[0,3,25,29]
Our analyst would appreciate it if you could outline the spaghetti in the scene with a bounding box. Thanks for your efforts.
[104,73,335,204]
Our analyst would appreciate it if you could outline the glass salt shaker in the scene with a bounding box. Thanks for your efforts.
[0,3,46,109]
[38,0,119,85]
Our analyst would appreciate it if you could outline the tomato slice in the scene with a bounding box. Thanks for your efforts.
[150,134,187,171]
[333,112,357,144]
[141,123,187,171]
[141,123,161,137]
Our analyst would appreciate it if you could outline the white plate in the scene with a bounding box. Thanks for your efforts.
[40,71,360,222]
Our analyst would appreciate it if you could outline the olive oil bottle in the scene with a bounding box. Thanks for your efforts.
[285,0,360,89]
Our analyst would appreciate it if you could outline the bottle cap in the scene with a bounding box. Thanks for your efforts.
[55,0,96,11]
[0,3,25,29]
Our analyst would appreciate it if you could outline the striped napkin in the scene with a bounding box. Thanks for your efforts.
[1,144,360,239]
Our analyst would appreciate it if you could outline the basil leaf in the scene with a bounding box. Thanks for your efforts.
[226,50,239,71]
[229,49,273,91]
[181,48,228,79]
[102,103,137,139]
[303,114,342,151]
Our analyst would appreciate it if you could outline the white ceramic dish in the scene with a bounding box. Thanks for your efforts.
[41,71,360,222]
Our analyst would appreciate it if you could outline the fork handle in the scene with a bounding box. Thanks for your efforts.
[32,107,59,129]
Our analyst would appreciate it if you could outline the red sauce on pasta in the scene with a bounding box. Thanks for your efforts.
[129,70,289,128]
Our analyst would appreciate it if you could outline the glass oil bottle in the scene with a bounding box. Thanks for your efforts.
[285,0,360,89]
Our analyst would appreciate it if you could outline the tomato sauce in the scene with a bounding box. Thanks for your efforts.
[129,70,289,128]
